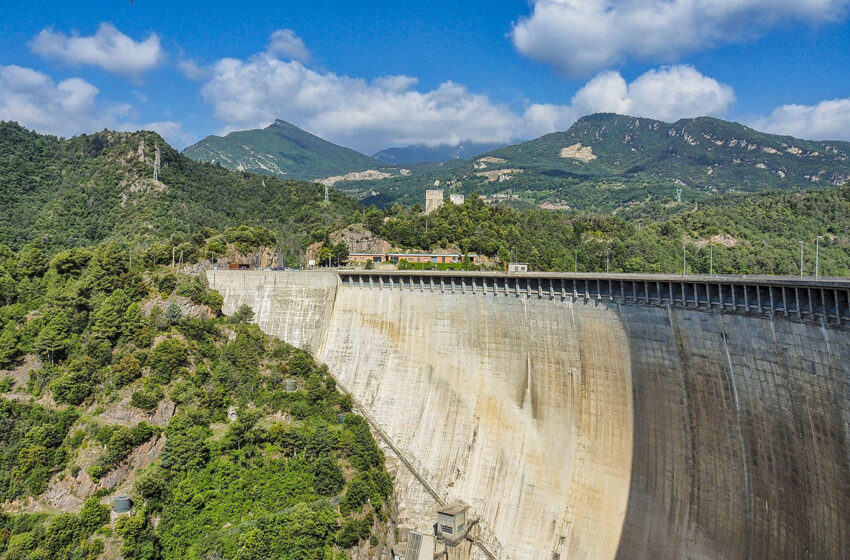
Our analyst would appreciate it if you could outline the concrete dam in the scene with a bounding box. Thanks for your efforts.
[207,270,850,560]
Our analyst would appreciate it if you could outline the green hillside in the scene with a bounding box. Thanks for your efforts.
[333,113,850,210]
[361,187,850,276]
[183,120,385,180]
[0,233,392,559]
[0,121,358,251]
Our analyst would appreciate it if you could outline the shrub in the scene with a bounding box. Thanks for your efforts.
[130,386,163,411]
[165,303,182,325]
[229,304,255,324]
[312,457,345,497]
[149,338,189,384]
[336,517,372,549]
[113,354,143,388]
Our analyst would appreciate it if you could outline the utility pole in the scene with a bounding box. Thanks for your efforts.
[574,251,578,274]
[324,184,329,204]
[682,244,686,276]
[815,236,821,278]
[606,247,610,273]
[800,241,804,278]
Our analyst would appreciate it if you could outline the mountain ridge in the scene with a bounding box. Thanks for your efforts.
[183,119,384,180]
[333,113,850,209]
[0,121,357,251]
[372,141,507,165]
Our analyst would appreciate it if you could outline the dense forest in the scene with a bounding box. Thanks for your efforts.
[360,187,850,276]
[0,231,391,560]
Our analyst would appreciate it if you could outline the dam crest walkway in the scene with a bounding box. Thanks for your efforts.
[339,271,850,326]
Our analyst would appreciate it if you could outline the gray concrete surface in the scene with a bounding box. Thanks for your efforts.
[208,270,850,560]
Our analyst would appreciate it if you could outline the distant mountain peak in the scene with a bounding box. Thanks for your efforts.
[183,121,382,180]
[373,141,508,165]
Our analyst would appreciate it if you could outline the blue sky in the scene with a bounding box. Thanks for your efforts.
[1,0,850,153]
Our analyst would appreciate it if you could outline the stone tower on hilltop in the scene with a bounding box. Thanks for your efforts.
[425,189,444,214]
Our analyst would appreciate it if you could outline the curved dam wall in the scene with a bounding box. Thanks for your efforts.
[208,270,850,560]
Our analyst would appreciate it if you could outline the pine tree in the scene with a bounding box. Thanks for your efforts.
[0,321,19,368]
[36,310,70,366]
[92,289,130,340]
[0,274,16,305]
[122,302,145,339]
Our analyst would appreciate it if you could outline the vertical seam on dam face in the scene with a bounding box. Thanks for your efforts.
[721,329,752,560]
[209,271,850,560]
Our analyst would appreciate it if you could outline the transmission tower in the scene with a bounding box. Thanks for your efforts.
[154,144,161,181]
[676,188,682,204]
[324,184,329,203]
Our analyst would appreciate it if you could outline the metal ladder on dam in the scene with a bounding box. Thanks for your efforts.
[333,377,500,560]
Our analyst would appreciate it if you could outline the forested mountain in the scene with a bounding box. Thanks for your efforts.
[183,119,385,180]
[372,141,506,165]
[0,121,357,251]
[332,113,850,209]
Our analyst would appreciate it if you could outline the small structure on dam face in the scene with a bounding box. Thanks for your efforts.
[436,503,469,546]
[393,531,436,560]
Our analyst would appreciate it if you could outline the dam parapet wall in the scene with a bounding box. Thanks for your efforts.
[208,270,850,560]
[339,271,850,326]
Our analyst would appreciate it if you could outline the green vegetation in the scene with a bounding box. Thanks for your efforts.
[372,142,506,165]
[336,113,850,210]
[0,497,109,560]
[0,122,357,252]
[88,422,159,481]
[183,119,384,180]
[365,188,850,275]
[0,400,79,501]
[0,232,393,559]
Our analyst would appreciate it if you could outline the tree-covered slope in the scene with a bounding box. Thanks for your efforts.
[332,113,850,210]
[183,119,385,180]
[0,121,358,251]
[0,234,393,559]
[360,186,850,276]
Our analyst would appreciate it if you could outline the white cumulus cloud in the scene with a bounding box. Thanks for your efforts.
[570,66,736,122]
[30,23,164,77]
[200,29,738,153]
[0,64,110,136]
[266,29,310,63]
[519,65,735,138]
[512,0,850,77]
[201,52,521,154]
[751,98,850,141]
[0,64,186,147]
[178,58,209,81]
